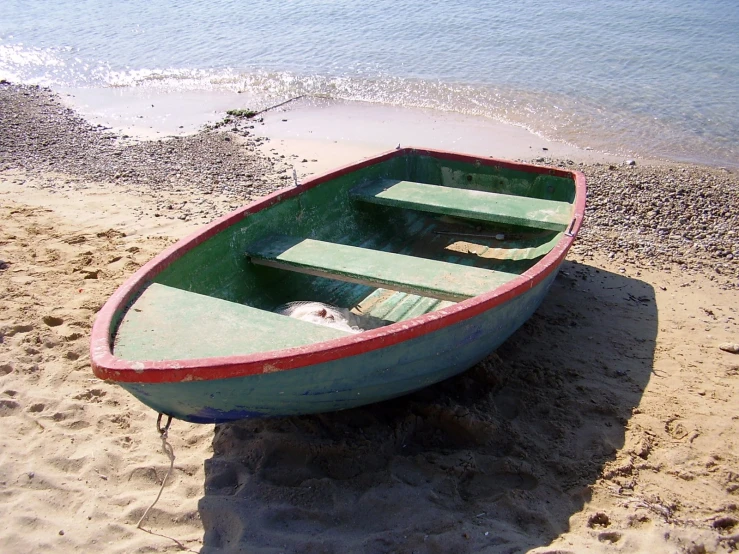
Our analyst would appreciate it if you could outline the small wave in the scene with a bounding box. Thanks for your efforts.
[1,43,736,168]
[0,43,67,69]
[0,42,113,87]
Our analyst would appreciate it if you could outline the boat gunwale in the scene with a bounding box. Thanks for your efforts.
[90,147,586,384]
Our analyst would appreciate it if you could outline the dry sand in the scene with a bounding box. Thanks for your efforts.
[1,85,738,553]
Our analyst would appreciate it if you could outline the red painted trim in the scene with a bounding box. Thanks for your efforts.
[91,148,586,384]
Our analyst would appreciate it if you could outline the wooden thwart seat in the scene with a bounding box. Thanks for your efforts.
[245,235,516,302]
[114,283,351,361]
[351,179,572,231]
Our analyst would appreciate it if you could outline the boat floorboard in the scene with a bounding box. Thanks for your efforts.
[354,288,453,322]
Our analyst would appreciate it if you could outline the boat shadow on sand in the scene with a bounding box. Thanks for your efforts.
[197,260,657,553]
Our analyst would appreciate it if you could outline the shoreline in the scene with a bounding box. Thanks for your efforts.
[60,87,630,166]
[56,83,739,172]
[1,82,738,553]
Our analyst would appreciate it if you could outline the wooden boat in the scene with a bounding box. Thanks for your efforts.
[90,147,585,423]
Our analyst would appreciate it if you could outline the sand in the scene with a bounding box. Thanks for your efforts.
[1,86,738,553]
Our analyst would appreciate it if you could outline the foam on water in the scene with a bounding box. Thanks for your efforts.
[1,0,738,168]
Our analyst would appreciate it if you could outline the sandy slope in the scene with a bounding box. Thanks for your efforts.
[1,166,737,554]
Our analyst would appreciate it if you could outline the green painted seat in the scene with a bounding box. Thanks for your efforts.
[114,283,351,361]
[351,179,572,231]
[245,235,516,302]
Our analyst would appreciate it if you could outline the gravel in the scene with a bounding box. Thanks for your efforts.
[2,82,737,288]
[0,82,293,219]
[537,159,738,288]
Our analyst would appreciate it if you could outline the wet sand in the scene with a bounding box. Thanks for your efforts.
[1,84,738,553]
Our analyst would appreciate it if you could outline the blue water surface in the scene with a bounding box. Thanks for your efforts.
[2,0,738,167]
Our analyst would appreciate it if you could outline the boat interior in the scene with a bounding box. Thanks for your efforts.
[113,152,577,362]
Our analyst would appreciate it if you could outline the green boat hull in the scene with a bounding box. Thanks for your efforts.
[91,148,585,422]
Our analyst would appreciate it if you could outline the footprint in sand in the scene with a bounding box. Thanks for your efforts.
[665,418,692,440]
[62,235,87,245]
[73,389,106,402]
[588,512,611,528]
[64,420,91,430]
[459,470,538,500]
[0,399,21,416]
[598,531,622,543]
[712,516,738,532]
[458,457,538,501]
[204,459,245,493]
[43,315,64,327]
[259,443,326,486]
[3,324,34,336]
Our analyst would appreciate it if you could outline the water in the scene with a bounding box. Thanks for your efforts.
[1,0,738,168]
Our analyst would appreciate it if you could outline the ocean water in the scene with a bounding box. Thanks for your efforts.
[1,0,737,168]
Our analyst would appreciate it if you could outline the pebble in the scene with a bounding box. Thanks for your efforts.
[719,343,739,354]
[560,159,738,289]
[0,83,287,222]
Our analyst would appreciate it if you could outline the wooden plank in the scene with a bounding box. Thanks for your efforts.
[245,236,516,302]
[114,283,350,361]
[351,179,572,231]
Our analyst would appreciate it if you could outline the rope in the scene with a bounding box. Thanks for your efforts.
[256,95,305,116]
[137,415,175,529]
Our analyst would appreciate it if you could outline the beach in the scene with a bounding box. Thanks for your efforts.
[1,82,738,553]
